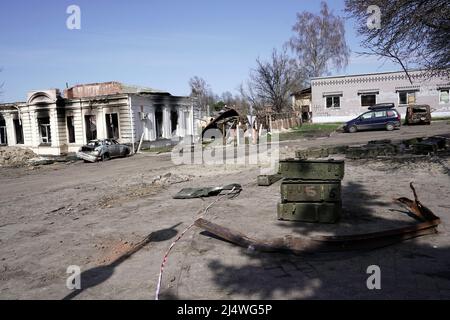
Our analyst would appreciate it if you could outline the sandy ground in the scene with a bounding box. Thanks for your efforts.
[1,124,450,300]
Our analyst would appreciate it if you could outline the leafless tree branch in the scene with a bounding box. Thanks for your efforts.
[288,1,350,78]
[242,49,304,113]
[345,0,450,78]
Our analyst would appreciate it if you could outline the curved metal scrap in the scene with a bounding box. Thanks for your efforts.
[201,109,240,138]
[194,183,441,254]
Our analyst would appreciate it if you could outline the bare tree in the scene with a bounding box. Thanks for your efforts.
[345,0,450,79]
[221,91,234,106]
[244,49,302,113]
[288,1,350,78]
[188,76,214,114]
[230,92,250,118]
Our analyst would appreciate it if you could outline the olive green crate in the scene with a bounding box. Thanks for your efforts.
[277,201,342,223]
[281,179,341,203]
[279,159,345,180]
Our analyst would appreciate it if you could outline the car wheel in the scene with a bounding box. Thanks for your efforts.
[101,153,111,161]
[386,123,395,131]
[348,125,357,133]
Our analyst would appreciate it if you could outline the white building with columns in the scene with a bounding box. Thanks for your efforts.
[0,82,201,155]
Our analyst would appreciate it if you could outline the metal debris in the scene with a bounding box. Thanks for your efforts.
[173,184,242,199]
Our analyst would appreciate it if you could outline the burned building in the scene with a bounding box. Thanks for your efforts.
[0,82,201,155]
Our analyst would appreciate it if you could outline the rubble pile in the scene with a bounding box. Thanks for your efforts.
[295,136,450,160]
[0,147,37,167]
[149,172,193,185]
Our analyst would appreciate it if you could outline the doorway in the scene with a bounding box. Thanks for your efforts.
[14,119,24,144]
[0,117,7,145]
[85,115,97,142]
[155,109,163,139]
[105,113,119,139]
[171,110,178,136]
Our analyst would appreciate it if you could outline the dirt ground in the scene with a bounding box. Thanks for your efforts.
[1,124,450,300]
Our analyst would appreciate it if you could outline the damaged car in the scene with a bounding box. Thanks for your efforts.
[405,104,432,125]
[76,139,131,163]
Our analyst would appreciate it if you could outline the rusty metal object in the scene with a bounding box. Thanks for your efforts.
[201,109,240,139]
[405,104,431,125]
[173,184,242,199]
[195,183,440,253]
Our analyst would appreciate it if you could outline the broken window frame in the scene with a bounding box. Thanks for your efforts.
[398,91,416,105]
[38,117,52,145]
[439,89,449,104]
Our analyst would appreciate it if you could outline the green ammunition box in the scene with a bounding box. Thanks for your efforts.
[280,179,341,202]
[257,174,282,186]
[279,159,345,180]
[277,202,341,223]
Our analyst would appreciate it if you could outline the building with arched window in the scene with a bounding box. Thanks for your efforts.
[0,82,201,155]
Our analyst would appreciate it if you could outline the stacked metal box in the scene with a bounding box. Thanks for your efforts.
[277,159,345,223]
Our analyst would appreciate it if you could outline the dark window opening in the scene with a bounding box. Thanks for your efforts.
[67,116,76,143]
[361,94,376,107]
[105,113,119,139]
[171,110,178,135]
[155,110,163,138]
[399,92,407,104]
[0,118,7,145]
[14,119,24,144]
[326,96,340,108]
[38,117,51,144]
[85,115,97,142]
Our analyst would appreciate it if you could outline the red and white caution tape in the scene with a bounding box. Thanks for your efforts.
[155,187,238,300]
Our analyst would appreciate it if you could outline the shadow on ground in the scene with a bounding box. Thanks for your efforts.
[63,223,181,300]
[174,181,450,299]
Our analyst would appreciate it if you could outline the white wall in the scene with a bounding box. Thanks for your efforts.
[311,70,450,123]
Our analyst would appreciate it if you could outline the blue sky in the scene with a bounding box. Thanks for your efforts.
[0,0,398,102]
